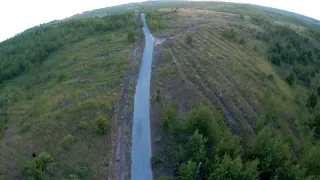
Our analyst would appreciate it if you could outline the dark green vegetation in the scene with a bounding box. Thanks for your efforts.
[154,105,320,180]
[148,2,320,180]
[0,12,139,179]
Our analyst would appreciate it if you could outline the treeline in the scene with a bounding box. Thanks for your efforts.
[154,105,320,180]
[251,16,320,87]
[0,11,138,83]
[145,9,167,31]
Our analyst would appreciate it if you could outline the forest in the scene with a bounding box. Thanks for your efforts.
[0,11,138,83]
[154,105,320,180]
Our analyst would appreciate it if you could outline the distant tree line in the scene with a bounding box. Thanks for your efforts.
[0,11,138,83]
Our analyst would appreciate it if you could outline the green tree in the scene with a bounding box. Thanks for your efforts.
[127,29,136,43]
[306,92,317,109]
[95,117,109,135]
[163,104,177,133]
[179,160,197,180]
[185,106,224,142]
[285,71,296,86]
[209,155,259,180]
[214,131,240,159]
[302,145,320,177]
[187,130,208,163]
[248,127,291,179]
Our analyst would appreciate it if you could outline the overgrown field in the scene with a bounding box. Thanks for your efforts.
[149,3,320,180]
[0,13,139,179]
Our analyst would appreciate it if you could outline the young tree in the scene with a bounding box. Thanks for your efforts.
[306,92,317,109]
[248,127,291,179]
[209,155,259,180]
[187,130,208,163]
[179,160,197,180]
[127,30,136,43]
[285,71,296,86]
[185,34,193,45]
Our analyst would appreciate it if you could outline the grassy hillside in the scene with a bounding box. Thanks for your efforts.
[0,12,139,179]
[147,2,320,180]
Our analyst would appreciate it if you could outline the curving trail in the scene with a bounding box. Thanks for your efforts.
[130,13,153,180]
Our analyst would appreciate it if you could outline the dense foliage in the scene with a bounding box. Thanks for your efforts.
[156,105,320,180]
[0,12,138,83]
[251,16,320,87]
[145,9,168,31]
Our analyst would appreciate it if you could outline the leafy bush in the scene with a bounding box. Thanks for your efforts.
[61,134,77,150]
[306,92,317,109]
[127,29,136,43]
[222,28,236,40]
[238,37,246,45]
[285,71,296,86]
[94,117,109,135]
[163,104,177,133]
[155,89,161,102]
[185,35,193,45]
[185,106,225,142]
[77,120,88,130]
[23,152,54,179]
[317,86,320,96]
[20,122,32,133]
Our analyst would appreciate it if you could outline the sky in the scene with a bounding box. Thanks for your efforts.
[0,0,319,42]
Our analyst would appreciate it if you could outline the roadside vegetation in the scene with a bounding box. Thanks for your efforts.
[0,12,139,179]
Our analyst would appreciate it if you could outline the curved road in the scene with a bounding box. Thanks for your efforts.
[130,13,153,180]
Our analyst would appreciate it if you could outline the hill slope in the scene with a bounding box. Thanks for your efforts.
[0,12,140,179]
[145,2,320,180]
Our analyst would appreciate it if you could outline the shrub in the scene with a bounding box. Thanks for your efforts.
[239,37,246,45]
[24,152,54,179]
[127,29,136,43]
[179,160,197,180]
[285,72,296,86]
[61,134,77,150]
[317,86,320,96]
[151,156,162,169]
[57,73,67,83]
[163,104,177,133]
[253,44,258,52]
[77,120,88,130]
[95,117,109,135]
[155,89,161,102]
[20,122,32,133]
[240,13,244,19]
[267,74,274,81]
[185,106,225,142]
[306,92,317,109]
[185,34,193,45]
